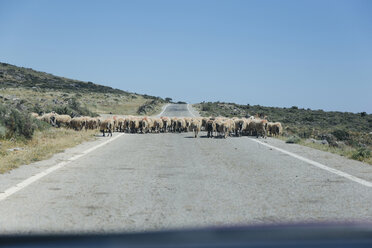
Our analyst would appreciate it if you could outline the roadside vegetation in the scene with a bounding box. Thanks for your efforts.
[0,102,96,173]
[0,62,167,116]
[0,62,168,173]
[194,102,372,164]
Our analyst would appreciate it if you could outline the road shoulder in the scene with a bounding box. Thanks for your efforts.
[257,137,372,183]
[0,133,123,197]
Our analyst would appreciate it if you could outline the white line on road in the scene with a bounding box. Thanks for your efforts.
[187,104,196,117]
[250,138,372,188]
[156,104,170,117]
[0,133,125,202]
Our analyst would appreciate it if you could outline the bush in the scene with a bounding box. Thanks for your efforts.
[66,98,97,117]
[286,135,301,144]
[4,109,36,139]
[0,124,6,139]
[351,147,371,161]
[332,129,350,141]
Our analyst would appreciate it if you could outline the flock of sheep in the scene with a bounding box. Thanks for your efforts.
[32,112,283,138]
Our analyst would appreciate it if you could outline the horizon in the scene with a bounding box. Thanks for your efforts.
[0,0,371,113]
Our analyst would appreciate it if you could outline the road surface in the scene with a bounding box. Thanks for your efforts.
[0,104,372,233]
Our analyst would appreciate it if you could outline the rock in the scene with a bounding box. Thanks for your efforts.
[306,138,329,145]
[333,141,346,148]
[7,147,24,152]
[317,134,336,146]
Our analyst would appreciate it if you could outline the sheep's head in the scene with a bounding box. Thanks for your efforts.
[50,116,56,126]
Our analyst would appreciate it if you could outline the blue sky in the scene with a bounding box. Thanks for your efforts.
[0,0,371,113]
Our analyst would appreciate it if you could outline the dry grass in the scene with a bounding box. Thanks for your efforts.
[0,128,97,173]
[275,136,372,165]
[0,88,164,116]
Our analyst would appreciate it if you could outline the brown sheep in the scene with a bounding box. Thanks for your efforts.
[268,122,282,136]
[100,118,114,137]
[161,117,171,132]
[40,112,57,126]
[190,118,202,138]
[206,118,216,138]
[117,117,125,132]
[140,118,150,133]
[129,117,140,133]
[249,119,268,138]
[234,118,247,137]
[176,118,186,133]
[70,117,85,131]
[85,117,99,130]
[55,115,71,128]
[170,117,178,132]
[153,118,164,133]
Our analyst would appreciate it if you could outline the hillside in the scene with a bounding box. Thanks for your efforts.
[0,62,167,172]
[0,62,166,116]
[194,101,372,163]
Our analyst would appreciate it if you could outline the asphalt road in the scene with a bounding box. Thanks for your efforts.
[0,104,372,234]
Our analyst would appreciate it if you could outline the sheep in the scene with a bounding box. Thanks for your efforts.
[129,117,141,133]
[123,117,131,133]
[190,118,202,138]
[215,119,232,138]
[176,118,186,133]
[147,117,155,133]
[268,122,282,136]
[161,117,171,132]
[33,109,280,141]
[206,118,216,138]
[40,112,57,126]
[85,117,99,130]
[140,117,150,133]
[249,119,268,138]
[70,117,86,131]
[153,118,164,133]
[201,117,209,131]
[100,118,114,137]
[116,117,125,132]
[55,115,71,128]
[170,117,178,132]
[184,117,192,132]
[234,118,246,137]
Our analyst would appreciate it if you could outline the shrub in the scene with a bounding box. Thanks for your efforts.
[332,129,350,141]
[66,97,97,117]
[286,135,301,144]
[0,124,6,139]
[351,147,371,161]
[4,109,36,139]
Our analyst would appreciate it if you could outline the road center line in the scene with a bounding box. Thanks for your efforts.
[0,133,125,202]
[250,138,372,188]
[187,104,196,117]
[156,104,170,117]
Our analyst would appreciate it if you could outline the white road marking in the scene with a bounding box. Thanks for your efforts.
[187,104,196,117]
[250,138,372,188]
[0,133,125,202]
[156,104,170,117]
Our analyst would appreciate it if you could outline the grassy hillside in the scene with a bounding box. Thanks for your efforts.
[194,101,372,164]
[0,62,166,116]
[0,62,167,173]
